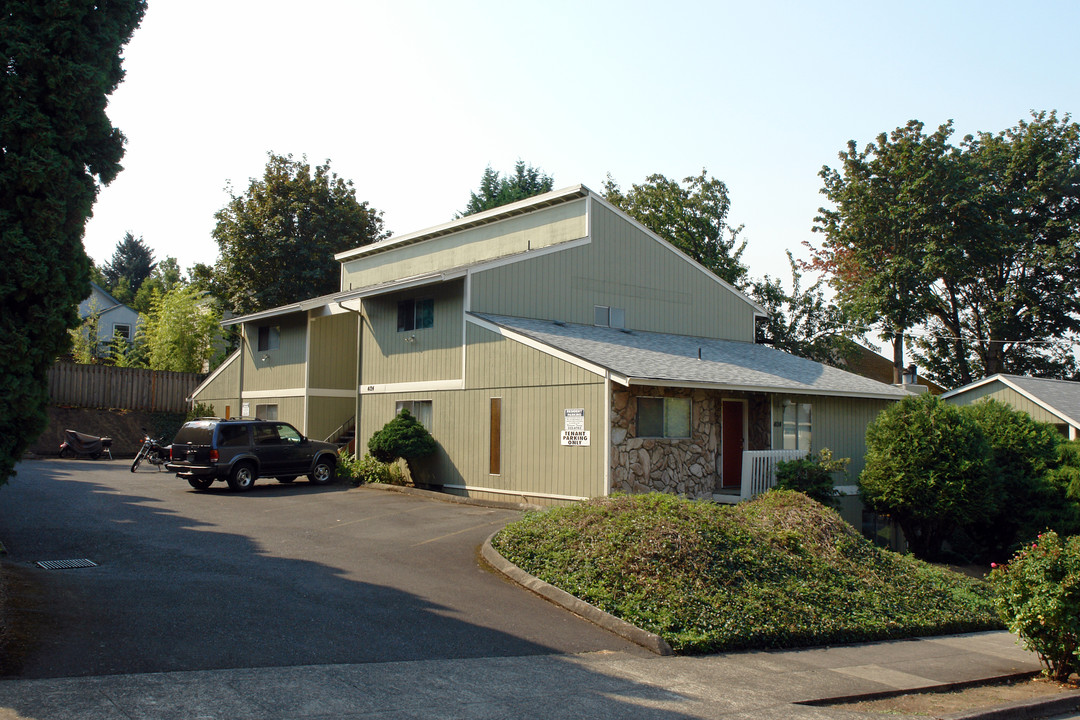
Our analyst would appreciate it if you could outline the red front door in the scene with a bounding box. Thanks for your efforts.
[721,401,744,488]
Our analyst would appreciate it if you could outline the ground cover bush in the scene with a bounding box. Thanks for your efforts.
[774,448,848,508]
[991,530,1080,681]
[492,491,1000,654]
[337,451,406,487]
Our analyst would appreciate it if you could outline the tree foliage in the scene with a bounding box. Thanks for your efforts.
[859,393,998,560]
[459,160,553,216]
[604,170,748,286]
[212,153,388,315]
[102,231,155,300]
[748,250,865,364]
[0,0,146,481]
[811,112,1080,387]
[139,284,221,373]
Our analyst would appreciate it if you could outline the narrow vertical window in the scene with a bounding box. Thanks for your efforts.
[782,401,812,450]
[490,397,501,475]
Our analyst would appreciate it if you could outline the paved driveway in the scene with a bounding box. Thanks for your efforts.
[0,460,646,679]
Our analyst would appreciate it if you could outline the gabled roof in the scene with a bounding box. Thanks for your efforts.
[942,374,1080,429]
[471,314,910,401]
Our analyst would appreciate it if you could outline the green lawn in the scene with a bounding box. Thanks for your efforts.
[492,490,1001,653]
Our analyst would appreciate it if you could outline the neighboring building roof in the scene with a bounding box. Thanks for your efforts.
[838,343,946,394]
[473,314,910,401]
[942,374,1080,429]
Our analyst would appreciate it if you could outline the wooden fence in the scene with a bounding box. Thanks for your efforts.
[49,362,204,414]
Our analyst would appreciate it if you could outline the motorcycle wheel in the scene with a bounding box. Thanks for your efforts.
[59,446,74,459]
[130,447,145,473]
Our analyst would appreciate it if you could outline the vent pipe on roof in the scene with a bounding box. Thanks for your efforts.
[698,347,702,360]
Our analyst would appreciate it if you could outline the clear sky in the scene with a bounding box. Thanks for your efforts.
[83,0,1079,287]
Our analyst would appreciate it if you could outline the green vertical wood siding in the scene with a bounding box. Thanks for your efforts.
[469,200,758,340]
[191,351,241,416]
[771,394,894,480]
[360,281,463,385]
[947,382,1067,425]
[341,200,588,290]
[357,324,606,503]
[308,312,358,389]
[242,314,307,391]
[307,396,355,443]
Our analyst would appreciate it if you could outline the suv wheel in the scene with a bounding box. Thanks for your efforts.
[308,456,336,486]
[227,463,257,492]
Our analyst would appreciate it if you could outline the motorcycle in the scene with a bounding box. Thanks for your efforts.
[131,430,169,472]
[59,429,113,460]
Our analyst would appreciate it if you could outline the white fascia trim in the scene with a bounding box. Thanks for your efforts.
[466,235,592,275]
[441,484,590,503]
[985,375,1079,428]
[465,315,608,378]
[360,379,464,395]
[189,348,241,399]
[308,388,357,398]
[940,374,1003,399]
[336,270,469,312]
[624,377,907,401]
[242,388,306,399]
[335,185,589,262]
[587,192,768,318]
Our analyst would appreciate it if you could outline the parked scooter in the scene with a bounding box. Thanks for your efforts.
[131,430,168,472]
[59,429,113,460]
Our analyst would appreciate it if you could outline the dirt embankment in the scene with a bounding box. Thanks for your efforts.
[28,406,186,459]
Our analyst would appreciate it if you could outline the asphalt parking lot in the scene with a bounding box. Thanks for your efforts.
[0,460,646,679]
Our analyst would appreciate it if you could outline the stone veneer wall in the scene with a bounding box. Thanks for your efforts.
[610,385,771,498]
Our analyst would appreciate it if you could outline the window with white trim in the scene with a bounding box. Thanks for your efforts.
[395,400,432,430]
[782,401,811,450]
[637,397,691,439]
[113,323,131,341]
[397,298,434,332]
[254,403,279,421]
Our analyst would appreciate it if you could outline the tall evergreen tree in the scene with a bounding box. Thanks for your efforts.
[102,231,156,298]
[0,0,146,481]
[459,161,554,216]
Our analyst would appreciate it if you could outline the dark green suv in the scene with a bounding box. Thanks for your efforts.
[166,418,339,492]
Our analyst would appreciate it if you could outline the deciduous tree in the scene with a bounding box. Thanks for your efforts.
[213,153,388,315]
[0,0,146,481]
[604,170,748,286]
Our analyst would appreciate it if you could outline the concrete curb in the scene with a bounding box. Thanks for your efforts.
[356,481,544,512]
[940,691,1080,720]
[481,530,675,656]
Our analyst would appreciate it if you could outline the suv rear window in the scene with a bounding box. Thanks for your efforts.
[218,423,250,447]
[172,421,215,445]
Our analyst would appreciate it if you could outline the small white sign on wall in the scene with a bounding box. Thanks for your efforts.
[564,408,585,432]
[561,430,591,446]
[241,402,250,417]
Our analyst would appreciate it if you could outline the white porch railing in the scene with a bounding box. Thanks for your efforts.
[740,449,808,500]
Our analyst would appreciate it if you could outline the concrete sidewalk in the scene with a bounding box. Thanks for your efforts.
[0,631,1067,719]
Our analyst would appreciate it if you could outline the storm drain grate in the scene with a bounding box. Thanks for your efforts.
[35,559,98,570]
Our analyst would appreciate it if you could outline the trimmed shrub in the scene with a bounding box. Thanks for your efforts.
[774,448,849,508]
[367,409,436,483]
[961,400,1077,562]
[859,393,998,561]
[337,451,406,487]
[991,531,1080,681]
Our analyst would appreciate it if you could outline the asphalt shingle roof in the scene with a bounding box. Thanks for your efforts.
[992,375,1080,427]
[474,314,910,400]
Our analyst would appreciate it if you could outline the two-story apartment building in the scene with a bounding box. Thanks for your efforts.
[192,185,908,510]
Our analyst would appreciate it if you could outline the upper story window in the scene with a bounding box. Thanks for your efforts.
[112,324,131,341]
[257,325,280,351]
[398,298,434,332]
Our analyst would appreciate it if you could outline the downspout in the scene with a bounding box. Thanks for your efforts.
[302,311,312,435]
[237,324,246,418]
[604,371,612,497]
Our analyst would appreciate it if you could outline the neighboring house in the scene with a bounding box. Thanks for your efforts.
[77,282,141,351]
[191,185,913,520]
[943,374,1080,440]
[838,344,945,395]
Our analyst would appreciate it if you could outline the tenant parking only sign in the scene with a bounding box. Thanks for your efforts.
[561,408,590,446]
